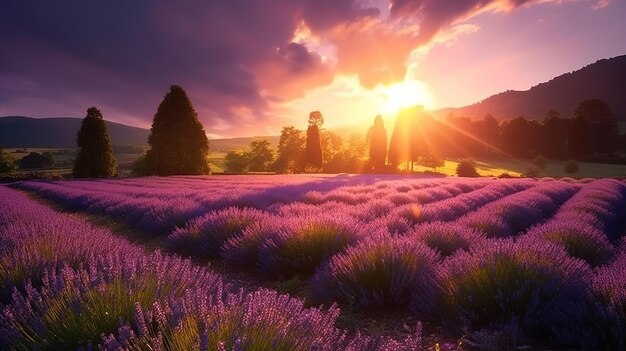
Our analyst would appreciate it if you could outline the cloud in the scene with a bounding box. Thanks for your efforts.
[0,0,578,136]
[592,0,611,9]
[388,0,565,45]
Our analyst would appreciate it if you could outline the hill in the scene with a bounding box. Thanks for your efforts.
[436,55,626,121]
[0,116,150,148]
[0,116,279,151]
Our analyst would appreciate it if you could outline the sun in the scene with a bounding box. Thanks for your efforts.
[379,80,434,115]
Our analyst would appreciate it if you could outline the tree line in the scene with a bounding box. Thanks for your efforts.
[3,83,622,178]
[384,99,624,170]
[224,111,369,174]
[225,98,625,175]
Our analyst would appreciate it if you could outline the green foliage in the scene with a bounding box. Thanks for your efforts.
[145,85,210,176]
[248,139,274,172]
[132,154,147,176]
[369,115,387,169]
[500,117,543,158]
[564,160,579,174]
[542,112,569,159]
[224,148,251,173]
[456,159,479,177]
[419,153,445,171]
[0,148,17,173]
[20,152,56,170]
[274,126,305,173]
[320,130,342,167]
[569,99,620,156]
[305,125,323,169]
[308,110,324,127]
[112,145,146,154]
[73,107,116,178]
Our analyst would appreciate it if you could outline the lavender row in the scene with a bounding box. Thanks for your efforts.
[522,178,626,267]
[0,187,423,350]
[15,176,455,234]
[456,179,582,238]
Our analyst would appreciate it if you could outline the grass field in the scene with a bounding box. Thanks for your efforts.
[4,147,626,178]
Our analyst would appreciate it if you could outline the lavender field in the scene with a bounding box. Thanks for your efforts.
[3,175,626,350]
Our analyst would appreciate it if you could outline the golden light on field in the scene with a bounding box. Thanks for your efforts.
[379,80,434,115]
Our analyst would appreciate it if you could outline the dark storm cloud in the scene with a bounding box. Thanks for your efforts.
[0,0,377,134]
[0,0,567,136]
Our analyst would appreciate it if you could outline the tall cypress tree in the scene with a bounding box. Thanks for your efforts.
[305,124,323,169]
[73,107,116,178]
[388,112,411,168]
[145,85,210,176]
[369,115,387,169]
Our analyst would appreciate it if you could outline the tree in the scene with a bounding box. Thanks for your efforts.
[305,124,323,169]
[0,147,17,173]
[541,112,569,159]
[500,117,542,158]
[456,159,479,177]
[320,130,342,169]
[369,115,387,169]
[224,148,251,173]
[568,115,590,158]
[388,112,412,168]
[248,139,274,172]
[21,152,56,170]
[73,107,116,178]
[344,133,368,173]
[574,99,619,154]
[308,111,324,128]
[419,153,445,172]
[274,126,305,173]
[145,85,210,176]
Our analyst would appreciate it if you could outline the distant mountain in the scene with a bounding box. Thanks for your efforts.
[0,116,279,151]
[436,55,626,121]
[0,116,150,148]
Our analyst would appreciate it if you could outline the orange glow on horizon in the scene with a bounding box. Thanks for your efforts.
[379,80,434,115]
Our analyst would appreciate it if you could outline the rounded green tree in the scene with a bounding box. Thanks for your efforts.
[145,85,210,175]
[73,107,116,178]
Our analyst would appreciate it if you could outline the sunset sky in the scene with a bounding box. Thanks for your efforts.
[1,0,625,138]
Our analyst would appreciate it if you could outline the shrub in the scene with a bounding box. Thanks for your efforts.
[311,235,439,307]
[524,221,615,267]
[456,159,479,177]
[166,207,270,258]
[258,215,363,277]
[221,221,282,267]
[564,160,579,174]
[99,289,423,351]
[0,253,223,350]
[458,213,513,238]
[224,148,251,173]
[582,254,626,349]
[409,222,482,257]
[412,238,592,345]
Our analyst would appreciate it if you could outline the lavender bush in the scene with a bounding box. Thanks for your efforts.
[166,207,271,258]
[311,234,440,307]
[412,238,592,346]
